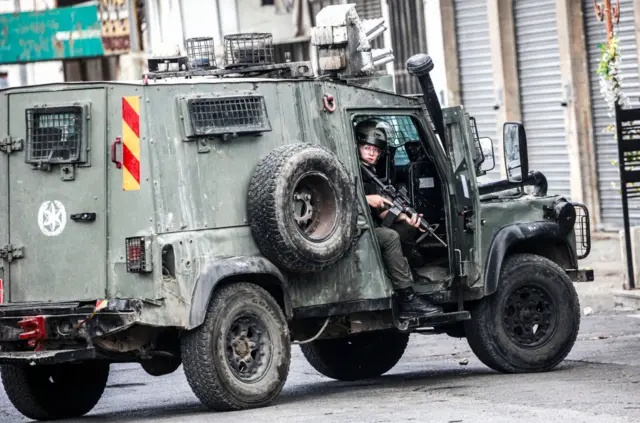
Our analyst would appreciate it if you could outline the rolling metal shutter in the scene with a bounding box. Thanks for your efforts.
[514,0,570,198]
[389,0,427,95]
[584,0,640,230]
[453,0,501,182]
[351,0,382,19]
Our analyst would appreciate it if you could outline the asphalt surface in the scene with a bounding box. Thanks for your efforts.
[1,310,639,423]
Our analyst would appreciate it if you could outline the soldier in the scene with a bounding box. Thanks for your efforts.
[355,118,443,319]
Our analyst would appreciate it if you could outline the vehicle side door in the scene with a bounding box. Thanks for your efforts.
[438,106,483,284]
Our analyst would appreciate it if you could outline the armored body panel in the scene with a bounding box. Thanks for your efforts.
[0,78,431,326]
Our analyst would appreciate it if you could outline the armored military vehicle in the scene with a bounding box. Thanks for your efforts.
[0,4,593,421]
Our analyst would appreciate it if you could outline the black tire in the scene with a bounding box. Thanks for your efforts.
[442,322,466,339]
[465,253,580,373]
[141,355,182,376]
[181,282,291,411]
[247,143,358,273]
[300,330,409,381]
[0,361,109,421]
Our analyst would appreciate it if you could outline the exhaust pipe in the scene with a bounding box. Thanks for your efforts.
[406,54,446,147]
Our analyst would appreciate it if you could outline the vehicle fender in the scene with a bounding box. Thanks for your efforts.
[188,256,293,329]
[483,221,576,296]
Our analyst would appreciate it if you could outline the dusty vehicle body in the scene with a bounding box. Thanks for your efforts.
[0,4,593,420]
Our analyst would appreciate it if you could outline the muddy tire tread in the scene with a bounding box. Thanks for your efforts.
[465,253,581,373]
[181,282,291,411]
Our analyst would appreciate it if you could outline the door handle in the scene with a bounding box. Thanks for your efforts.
[111,137,122,169]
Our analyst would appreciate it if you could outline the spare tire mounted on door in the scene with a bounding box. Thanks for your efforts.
[247,143,358,273]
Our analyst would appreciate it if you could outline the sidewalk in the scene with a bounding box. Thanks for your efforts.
[574,232,626,312]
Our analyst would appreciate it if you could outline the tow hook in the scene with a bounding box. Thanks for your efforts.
[18,316,47,348]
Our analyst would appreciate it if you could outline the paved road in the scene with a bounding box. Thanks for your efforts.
[1,310,639,423]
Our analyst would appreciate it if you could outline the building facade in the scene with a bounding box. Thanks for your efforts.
[2,0,638,231]
[441,0,640,231]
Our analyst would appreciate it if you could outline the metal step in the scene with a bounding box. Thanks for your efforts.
[403,310,471,331]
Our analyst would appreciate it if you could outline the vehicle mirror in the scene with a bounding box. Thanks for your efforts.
[479,137,495,173]
[503,122,529,183]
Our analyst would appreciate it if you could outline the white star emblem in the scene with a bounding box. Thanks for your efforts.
[38,200,67,236]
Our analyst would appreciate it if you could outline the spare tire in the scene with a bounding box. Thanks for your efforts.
[247,143,358,273]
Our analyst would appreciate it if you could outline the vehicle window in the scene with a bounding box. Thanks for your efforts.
[25,106,83,164]
[352,115,418,146]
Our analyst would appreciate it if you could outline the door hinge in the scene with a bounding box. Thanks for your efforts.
[0,245,24,263]
[0,137,24,154]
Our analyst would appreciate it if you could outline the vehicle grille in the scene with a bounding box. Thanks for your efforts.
[573,203,591,260]
[188,96,271,136]
[469,116,483,162]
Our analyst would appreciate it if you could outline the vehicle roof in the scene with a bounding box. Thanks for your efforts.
[0,75,405,98]
[0,76,299,92]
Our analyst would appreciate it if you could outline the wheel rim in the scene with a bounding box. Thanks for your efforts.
[502,284,558,348]
[224,313,272,383]
[291,171,339,242]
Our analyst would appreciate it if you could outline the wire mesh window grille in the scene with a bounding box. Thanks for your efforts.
[353,115,420,147]
[224,33,274,67]
[188,96,272,136]
[25,106,82,164]
[353,115,422,167]
[573,203,591,260]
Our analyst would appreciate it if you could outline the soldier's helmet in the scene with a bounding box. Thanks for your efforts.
[354,118,388,150]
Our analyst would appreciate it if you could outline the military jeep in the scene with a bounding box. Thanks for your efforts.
[0,4,593,421]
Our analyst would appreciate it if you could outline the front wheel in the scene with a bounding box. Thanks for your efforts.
[465,253,580,373]
[1,361,110,421]
[181,282,291,411]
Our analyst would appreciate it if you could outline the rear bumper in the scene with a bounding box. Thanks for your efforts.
[0,348,97,365]
[0,299,142,349]
[566,268,594,283]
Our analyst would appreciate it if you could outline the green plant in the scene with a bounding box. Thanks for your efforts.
[597,35,631,117]
[597,35,633,195]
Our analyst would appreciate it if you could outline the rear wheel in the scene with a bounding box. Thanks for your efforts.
[300,330,409,381]
[0,361,109,421]
[181,283,291,411]
[465,253,580,373]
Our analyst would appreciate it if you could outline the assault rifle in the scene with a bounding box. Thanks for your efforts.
[360,163,447,247]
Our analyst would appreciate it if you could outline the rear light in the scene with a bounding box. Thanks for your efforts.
[125,236,153,273]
